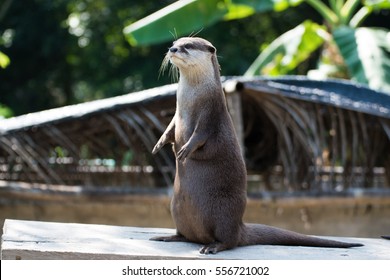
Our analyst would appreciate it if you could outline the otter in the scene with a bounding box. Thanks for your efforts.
[151,37,363,254]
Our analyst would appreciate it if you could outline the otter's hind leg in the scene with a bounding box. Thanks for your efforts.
[200,224,240,254]
[199,242,234,254]
[150,234,188,242]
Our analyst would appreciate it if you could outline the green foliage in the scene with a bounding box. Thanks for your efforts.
[245,20,327,76]
[334,27,390,92]
[0,0,173,116]
[232,0,303,12]
[123,0,303,46]
[0,51,10,68]
[0,103,13,118]
[246,0,390,92]
[2,0,308,117]
[1,1,389,118]
[123,0,390,93]
[124,0,228,46]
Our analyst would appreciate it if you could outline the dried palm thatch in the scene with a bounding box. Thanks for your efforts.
[230,77,390,194]
[0,84,178,190]
[0,77,389,196]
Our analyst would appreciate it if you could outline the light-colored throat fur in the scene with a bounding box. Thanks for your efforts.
[176,52,221,112]
[178,49,218,85]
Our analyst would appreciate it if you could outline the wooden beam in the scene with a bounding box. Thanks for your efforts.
[2,219,390,260]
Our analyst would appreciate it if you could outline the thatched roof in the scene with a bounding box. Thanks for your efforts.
[0,84,177,134]
[1,77,388,134]
[1,76,389,195]
[230,76,390,118]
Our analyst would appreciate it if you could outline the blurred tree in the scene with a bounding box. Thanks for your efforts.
[0,0,12,69]
[0,0,174,116]
[1,0,72,115]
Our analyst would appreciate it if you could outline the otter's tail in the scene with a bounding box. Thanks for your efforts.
[240,223,363,248]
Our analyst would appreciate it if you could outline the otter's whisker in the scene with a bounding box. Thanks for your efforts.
[169,64,179,83]
[169,28,178,40]
[189,28,203,38]
[158,54,170,80]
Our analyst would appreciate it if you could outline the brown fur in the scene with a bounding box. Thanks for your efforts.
[151,37,363,254]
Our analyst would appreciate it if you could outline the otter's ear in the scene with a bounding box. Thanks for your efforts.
[208,46,216,53]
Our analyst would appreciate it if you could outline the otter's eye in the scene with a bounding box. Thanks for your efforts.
[208,46,215,53]
[184,43,194,49]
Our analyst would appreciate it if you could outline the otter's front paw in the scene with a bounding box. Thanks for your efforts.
[176,144,190,161]
[152,135,167,154]
[152,142,163,154]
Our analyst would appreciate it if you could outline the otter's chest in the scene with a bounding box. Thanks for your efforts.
[174,113,194,144]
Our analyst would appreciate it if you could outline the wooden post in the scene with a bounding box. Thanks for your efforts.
[224,81,245,156]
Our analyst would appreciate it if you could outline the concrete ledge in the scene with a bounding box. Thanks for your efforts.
[1,219,389,260]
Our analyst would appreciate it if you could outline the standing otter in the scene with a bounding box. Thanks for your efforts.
[151,37,363,254]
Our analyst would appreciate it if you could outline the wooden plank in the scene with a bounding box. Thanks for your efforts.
[2,219,390,260]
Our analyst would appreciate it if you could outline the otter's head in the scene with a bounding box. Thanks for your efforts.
[161,37,220,83]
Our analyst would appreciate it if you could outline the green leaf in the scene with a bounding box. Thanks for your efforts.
[350,0,390,27]
[0,103,13,118]
[245,20,327,76]
[333,26,390,93]
[340,0,361,24]
[123,0,228,46]
[0,51,10,68]
[224,0,303,21]
[123,0,305,46]
[223,3,256,20]
[232,0,303,13]
[305,0,339,25]
[364,0,390,9]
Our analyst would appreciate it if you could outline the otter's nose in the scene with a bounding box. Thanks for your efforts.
[169,47,178,53]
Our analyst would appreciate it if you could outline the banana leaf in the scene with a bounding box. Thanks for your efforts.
[123,0,303,46]
[364,0,390,9]
[245,20,327,76]
[333,26,390,94]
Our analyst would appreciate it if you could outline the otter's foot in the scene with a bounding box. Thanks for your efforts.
[199,242,228,254]
[150,234,188,242]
